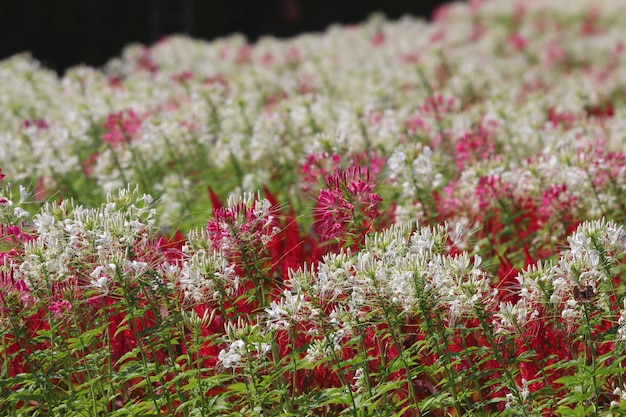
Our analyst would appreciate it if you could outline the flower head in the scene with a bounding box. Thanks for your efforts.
[206,192,279,260]
[102,109,145,145]
[314,165,382,242]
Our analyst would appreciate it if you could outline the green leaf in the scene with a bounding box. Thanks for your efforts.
[227,382,248,394]
[65,324,107,351]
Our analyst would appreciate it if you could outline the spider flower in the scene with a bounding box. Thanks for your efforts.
[314,165,382,243]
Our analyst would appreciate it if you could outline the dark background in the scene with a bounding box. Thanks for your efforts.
[0,0,455,75]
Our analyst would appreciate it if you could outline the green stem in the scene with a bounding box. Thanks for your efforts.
[141,283,189,417]
[182,310,209,415]
[475,306,528,416]
[100,297,121,409]
[107,144,130,186]
[581,303,599,416]
[377,297,424,417]
[430,309,464,416]
[353,315,379,414]
[413,273,462,415]
[513,321,558,410]
[121,131,151,193]
[159,132,194,219]
[362,268,423,415]
[242,337,266,416]
[416,67,445,144]
[456,326,488,413]
[118,279,162,413]
[6,309,56,413]
[269,329,295,414]
[584,168,608,218]
[69,309,101,412]
[320,318,359,417]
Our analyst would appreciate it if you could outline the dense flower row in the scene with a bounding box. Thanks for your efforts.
[2,0,626,415]
[2,175,626,415]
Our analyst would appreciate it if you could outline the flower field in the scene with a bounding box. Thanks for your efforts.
[3,0,626,415]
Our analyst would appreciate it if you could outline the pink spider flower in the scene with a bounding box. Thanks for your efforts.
[421,94,455,116]
[102,109,145,145]
[0,272,33,312]
[539,183,577,220]
[207,193,279,261]
[454,127,495,171]
[22,119,50,130]
[314,165,383,243]
[48,299,72,317]
[350,150,386,176]
[299,152,342,193]
[315,188,354,239]
[475,175,512,211]
[0,171,5,205]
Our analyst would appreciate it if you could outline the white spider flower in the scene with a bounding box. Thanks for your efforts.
[217,340,246,369]
[179,249,238,302]
[265,290,307,330]
[89,263,117,293]
[494,301,530,336]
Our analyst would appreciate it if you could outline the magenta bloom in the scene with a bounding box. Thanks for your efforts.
[102,109,144,145]
[206,194,278,260]
[316,188,354,239]
[314,165,382,242]
[299,152,342,193]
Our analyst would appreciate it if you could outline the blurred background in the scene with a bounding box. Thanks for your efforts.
[0,0,456,74]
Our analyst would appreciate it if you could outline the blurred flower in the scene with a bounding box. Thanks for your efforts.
[103,109,145,145]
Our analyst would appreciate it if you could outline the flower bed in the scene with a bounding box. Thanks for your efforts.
[2,0,626,415]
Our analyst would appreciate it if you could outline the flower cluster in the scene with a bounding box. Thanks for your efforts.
[314,165,383,244]
[207,192,279,257]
